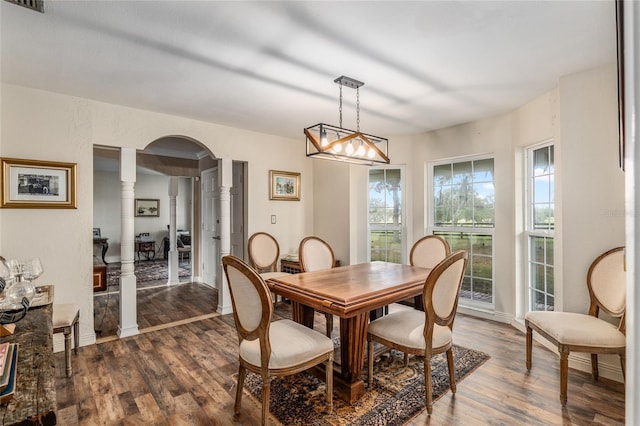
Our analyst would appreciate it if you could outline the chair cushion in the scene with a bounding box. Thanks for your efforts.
[240,319,334,369]
[525,311,626,348]
[368,309,452,351]
[53,303,79,328]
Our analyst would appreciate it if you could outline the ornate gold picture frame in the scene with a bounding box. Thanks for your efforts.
[0,157,77,209]
[269,170,300,201]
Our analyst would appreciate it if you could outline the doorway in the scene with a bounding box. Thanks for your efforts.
[92,139,247,339]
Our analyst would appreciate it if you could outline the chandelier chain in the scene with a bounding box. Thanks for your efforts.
[339,82,343,129]
[356,87,360,132]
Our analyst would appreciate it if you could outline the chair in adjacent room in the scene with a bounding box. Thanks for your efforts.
[177,236,191,264]
[367,250,468,414]
[222,255,333,425]
[525,246,626,405]
[53,303,80,377]
[408,235,451,310]
[248,232,290,304]
[299,236,336,337]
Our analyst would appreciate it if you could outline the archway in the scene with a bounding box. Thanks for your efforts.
[92,137,245,339]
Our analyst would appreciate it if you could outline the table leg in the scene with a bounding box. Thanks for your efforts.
[336,313,368,403]
[290,301,315,329]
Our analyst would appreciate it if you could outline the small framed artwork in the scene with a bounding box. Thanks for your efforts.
[135,199,160,217]
[269,170,301,201]
[0,157,77,209]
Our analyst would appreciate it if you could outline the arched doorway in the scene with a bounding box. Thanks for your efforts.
[92,137,246,339]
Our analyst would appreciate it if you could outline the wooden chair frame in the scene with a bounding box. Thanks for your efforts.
[248,232,281,273]
[367,250,468,414]
[222,255,333,425]
[525,246,626,405]
[299,236,336,337]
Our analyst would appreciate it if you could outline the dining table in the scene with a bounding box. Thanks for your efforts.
[266,261,431,404]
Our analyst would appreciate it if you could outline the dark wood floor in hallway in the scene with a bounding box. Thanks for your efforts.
[93,281,218,340]
[67,282,624,424]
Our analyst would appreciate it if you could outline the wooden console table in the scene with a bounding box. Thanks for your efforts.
[135,238,156,261]
[93,256,107,292]
[0,304,56,425]
[281,258,340,274]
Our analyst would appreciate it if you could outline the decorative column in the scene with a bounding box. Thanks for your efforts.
[118,148,139,338]
[217,158,233,315]
[167,177,179,285]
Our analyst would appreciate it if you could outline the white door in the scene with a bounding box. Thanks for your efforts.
[201,167,219,287]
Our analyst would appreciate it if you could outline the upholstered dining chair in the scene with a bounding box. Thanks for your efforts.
[525,246,626,406]
[222,255,334,425]
[248,232,290,304]
[367,250,468,414]
[299,236,336,337]
[409,235,451,310]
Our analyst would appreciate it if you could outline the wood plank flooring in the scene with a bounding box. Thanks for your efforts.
[93,281,218,340]
[63,283,625,424]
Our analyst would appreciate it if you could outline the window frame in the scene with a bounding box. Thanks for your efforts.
[428,154,495,308]
[525,141,555,312]
[367,165,406,264]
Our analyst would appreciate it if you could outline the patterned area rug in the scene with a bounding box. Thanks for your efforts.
[240,345,489,425]
[106,259,191,290]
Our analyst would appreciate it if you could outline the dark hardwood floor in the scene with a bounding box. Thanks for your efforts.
[62,283,625,425]
[93,281,217,340]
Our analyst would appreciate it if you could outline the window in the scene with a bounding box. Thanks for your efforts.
[527,144,554,311]
[368,167,404,263]
[431,157,494,304]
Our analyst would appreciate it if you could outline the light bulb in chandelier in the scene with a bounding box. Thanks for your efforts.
[320,129,328,147]
[345,141,355,155]
[367,147,376,159]
[357,141,366,157]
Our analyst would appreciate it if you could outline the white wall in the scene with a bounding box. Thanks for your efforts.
[312,160,351,263]
[559,65,625,313]
[93,171,192,262]
[0,86,95,348]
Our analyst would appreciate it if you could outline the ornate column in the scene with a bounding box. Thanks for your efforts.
[167,177,179,285]
[217,158,233,315]
[118,148,139,338]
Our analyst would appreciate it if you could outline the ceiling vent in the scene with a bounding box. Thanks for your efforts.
[4,0,44,13]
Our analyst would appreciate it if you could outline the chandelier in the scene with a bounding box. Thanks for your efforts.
[305,76,389,165]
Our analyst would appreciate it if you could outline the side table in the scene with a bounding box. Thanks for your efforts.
[0,303,57,425]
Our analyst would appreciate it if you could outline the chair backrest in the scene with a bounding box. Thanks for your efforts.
[410,235,451,269]
[222,255,273,346]
[587,246,626,328]
[299,236,335,272]
[422,250,468,340]
[248,232,281,273]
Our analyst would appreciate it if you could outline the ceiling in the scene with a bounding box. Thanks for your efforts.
[1,0,617,142]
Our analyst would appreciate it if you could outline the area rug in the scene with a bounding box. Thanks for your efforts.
[106,259,191,289]
[239,345,489,425]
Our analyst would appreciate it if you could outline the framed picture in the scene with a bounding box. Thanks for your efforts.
[0,157,77,209]
[269,170,300,201]
[135,198,160,217]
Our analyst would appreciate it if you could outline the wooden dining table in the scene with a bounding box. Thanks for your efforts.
[266,261,431,404]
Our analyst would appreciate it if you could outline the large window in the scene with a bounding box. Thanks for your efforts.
[369,167,403,263]
[527,144,554,311]
[431,157,494,304]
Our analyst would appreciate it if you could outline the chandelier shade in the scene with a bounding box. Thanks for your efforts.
[305,76,390,166]
[305,123,389,165]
